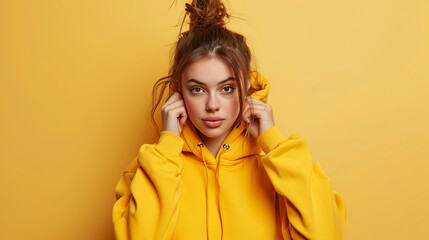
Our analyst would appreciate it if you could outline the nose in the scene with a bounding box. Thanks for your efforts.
[205,92,220,112]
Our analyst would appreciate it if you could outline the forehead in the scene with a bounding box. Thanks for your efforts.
[182,57,235,85]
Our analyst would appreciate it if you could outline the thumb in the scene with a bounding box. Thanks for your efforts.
[179,111,187,127]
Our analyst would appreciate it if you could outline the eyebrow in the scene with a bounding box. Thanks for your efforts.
[186,77,236,86]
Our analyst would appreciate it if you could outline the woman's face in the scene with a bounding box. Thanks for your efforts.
[181,56,240,139]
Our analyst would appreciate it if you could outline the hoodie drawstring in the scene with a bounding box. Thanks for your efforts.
[197,142,229,240]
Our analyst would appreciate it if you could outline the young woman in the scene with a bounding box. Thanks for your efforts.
[112,0,346,239]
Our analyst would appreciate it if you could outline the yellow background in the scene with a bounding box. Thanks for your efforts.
[1,0,428,239]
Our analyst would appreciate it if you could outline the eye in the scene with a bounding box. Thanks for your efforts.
[190,87,203,94]
[221,86,235,93]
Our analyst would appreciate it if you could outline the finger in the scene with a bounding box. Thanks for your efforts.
[168,106,187,129]
[242,103,266,120]
[246,101,272,113]
[246,96,264,103]
[242,103,261,119]
[242,108,250,123]
[164,92,182,105]
[242,108,259,137]
[180,110,187,126]
[244,98,269,113]
[241,103,249,116]
[242,107,256,123]
[245,97,267,110]
[241,105,250,119]
[168,104,187,118]
[162,98,185,112]
[246,102,264,108]
[249,104,269,111]
[243,106,267,122]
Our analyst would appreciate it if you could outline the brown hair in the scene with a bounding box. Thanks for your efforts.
[150,0,256,138]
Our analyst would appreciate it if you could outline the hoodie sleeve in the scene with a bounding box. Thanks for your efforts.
[256,126,346,240]
[112,131,185,240]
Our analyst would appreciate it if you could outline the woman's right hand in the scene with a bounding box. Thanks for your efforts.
[161,92,188,136]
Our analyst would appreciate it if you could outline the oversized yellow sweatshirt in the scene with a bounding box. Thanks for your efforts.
[112,73,346,240]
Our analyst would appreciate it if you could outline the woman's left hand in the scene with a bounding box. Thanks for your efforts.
[242,97,275,138]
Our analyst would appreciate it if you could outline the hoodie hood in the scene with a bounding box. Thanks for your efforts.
[169,71,271,163]
[114,71,346,240]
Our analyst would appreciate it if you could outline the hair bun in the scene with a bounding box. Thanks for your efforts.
[185,0,229,30]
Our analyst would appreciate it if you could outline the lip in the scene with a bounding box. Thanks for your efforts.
[203,117,224,121]
[202,117,224,128]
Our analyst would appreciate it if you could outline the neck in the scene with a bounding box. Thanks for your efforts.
[196,127,233,158]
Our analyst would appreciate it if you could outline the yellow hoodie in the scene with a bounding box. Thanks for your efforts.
[112,72,346,240]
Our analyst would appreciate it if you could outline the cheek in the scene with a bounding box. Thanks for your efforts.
[225,95,240,117]
[183,97,201,118]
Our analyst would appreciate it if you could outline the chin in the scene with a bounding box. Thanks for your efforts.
[198,128,226,139]
[194,120,233,139]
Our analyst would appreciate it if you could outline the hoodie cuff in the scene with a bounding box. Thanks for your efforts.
[257,125,288,153]
[156,131,184,156]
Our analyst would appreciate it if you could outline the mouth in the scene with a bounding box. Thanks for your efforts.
[202,119,224,128]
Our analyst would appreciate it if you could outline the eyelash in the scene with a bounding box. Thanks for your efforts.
[190,86,235,94]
